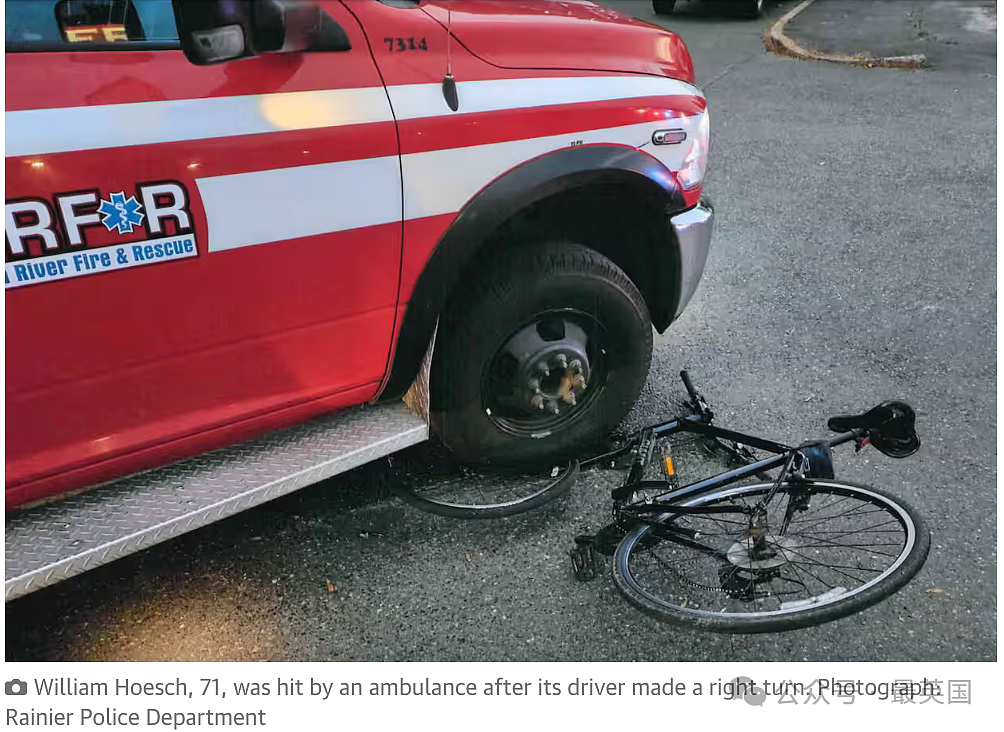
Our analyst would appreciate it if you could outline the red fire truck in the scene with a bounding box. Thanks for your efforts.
[5,0,712,599]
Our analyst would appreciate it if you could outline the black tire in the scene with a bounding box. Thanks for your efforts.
[612,480,930,633]
[652,0,676,14]
[431,241,652,471]
[731,0,764,19]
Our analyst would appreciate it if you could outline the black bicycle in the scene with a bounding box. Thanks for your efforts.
[566,371,930,633]
[397,371,929,634]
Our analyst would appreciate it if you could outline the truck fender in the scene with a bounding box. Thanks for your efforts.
[379,143,687,402]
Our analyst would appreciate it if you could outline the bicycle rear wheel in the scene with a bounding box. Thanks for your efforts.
[612,480,929,633]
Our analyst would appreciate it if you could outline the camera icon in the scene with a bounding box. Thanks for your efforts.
[5,679,28,696]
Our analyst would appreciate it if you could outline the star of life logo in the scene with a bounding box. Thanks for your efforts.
[98,191,145,235]
[5,181,197,289]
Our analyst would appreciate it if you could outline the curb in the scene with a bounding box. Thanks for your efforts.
[763,0,927,69]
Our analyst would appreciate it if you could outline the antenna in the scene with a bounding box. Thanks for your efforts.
[446,7,453,77]
[442,7,459,111]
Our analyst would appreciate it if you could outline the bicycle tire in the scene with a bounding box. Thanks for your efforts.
[612,480,930,633]
[396,460,579,519]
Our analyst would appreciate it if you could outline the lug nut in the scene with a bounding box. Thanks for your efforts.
[568,394,577,406]
[531,394,545,410]
[547,401,560,415]
[529,378,541,392]
[570,359,582,374]
[538,364,550,377]
[555,354,568,369]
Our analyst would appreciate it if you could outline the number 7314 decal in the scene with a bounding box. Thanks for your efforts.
[384,37,427,52]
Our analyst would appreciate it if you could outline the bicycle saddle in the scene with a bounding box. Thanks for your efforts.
[827,401,920,458]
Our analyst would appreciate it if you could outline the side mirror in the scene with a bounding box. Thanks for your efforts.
[172,0,350,65]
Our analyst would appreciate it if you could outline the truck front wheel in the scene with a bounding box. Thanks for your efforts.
[431,242,653,468]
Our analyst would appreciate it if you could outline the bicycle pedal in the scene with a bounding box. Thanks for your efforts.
[569,535,597,581]
[661,441,681,491]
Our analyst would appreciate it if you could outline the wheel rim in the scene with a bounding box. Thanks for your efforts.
[398,442,576,513]
[481,309,606,438]
[618,482,918,621]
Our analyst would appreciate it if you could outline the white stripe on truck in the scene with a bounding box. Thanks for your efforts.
[196,114,703,252]
[5,76,703,157]
[196,156,403,253]
[386,74,703,121]
[4,88,395,158]
[402,117,701,220]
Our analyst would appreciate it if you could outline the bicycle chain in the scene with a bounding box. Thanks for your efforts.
[646,540,733,594]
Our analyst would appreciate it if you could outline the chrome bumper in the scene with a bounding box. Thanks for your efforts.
[670,199,714,318]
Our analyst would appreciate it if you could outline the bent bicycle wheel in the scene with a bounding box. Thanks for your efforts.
[612,480,929,633]
[394,441,579,519]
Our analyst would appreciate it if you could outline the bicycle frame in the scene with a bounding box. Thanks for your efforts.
[589,409,863,519]
[566,371,894,584]
[566,373,928,629]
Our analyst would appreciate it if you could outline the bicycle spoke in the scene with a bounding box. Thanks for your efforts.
[784,492,852,521]
[618,481,923,626]
[798,528,902,535]
[775,551,836,590]
[789,504,887,533]
[785,518,900,541]
[788,538,903,556]
[700,511,747,534]
[781,552,830,594]
[784,558,885,574]
[784,558,874,583]
[773,542,884,585]
[790,507,888,531]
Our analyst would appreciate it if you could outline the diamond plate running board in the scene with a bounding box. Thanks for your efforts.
[5,402,428,602]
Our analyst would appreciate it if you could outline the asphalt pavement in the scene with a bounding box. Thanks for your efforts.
[784,0,997,71]
[6,0,997,662]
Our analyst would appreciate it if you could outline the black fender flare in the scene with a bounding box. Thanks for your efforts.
[378,144,687,401]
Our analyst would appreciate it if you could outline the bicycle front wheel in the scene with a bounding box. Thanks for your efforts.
[612,480,929,633]
[395,447,579,519]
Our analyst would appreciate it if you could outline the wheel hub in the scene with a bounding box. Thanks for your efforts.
[522,345,590,415]
[726,535,800,571]
[492,316,594,418]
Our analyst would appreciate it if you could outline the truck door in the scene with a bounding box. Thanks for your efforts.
[5,0,402,502]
